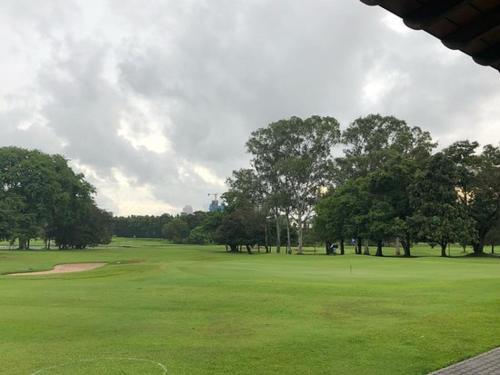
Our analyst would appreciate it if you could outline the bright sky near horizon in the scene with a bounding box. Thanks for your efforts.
[1,0,499,216]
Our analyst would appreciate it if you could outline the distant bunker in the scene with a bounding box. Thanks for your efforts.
[7,263,106,276]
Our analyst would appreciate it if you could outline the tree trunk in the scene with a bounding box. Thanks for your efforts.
[229,244,238,252]
[401,235,411,257]
[325,241,330,255]
[340,239,345,255]
[356,238,362,255]
[285,213,291,254]
[472,241,484,255]
[297,217,304,255]
[363,240,370,255]
[18,238,27,250]
[473,229,489,255]
[275,213,281,254]
[395,237,401,256]
[375,240,383,257]
[402,243,411,257]
[264,222,269,253]
[440,242,447,257]
[245,244,252,254]
[492,244,495,254]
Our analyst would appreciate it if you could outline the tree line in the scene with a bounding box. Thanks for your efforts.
[112,210,305,250]
[113,215,172,238]
[216,114,500,256]
[0,147,112,249]
[2,114,498,256]
[112,211,219,244]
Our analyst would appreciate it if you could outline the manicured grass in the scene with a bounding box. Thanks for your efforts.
[0,238,499,374]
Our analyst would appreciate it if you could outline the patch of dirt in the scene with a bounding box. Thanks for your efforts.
[8,262,106,276]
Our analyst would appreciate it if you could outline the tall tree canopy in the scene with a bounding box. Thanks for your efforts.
[410,152,472,256]
[336,114,435,184]
[332,114,436,256]
[444,142,500,254]
[246,115,341,253]
[0,147,112,249]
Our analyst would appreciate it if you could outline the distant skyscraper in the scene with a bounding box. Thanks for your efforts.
[208,199,219,213]
[182,205,193,215]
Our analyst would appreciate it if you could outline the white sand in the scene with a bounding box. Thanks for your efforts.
[8,262,106,276]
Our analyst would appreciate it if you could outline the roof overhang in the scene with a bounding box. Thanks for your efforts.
[361,0,500,73]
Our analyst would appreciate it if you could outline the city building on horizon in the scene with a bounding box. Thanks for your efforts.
[208,199,219,213]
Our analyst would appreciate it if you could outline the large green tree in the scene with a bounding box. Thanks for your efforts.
[0,147,112,249]
[225,168,272,251]
[55,204,113,249]
[411,152,472,256]
[335,115,435,256]
[485,218,500,253]
[247,116,341,254]
[444,142,500,254]
[314,179,370,255]
[214,207,263,253]
[336,114,435,184]
[163,218,190,243]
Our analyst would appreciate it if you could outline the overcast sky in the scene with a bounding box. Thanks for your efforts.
[1,0,499,215]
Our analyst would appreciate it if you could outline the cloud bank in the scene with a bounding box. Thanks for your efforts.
[1,0,499,215]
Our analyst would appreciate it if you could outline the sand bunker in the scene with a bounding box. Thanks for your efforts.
[8,262,106,276]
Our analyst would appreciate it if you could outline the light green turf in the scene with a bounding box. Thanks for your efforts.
[0,238,499,375]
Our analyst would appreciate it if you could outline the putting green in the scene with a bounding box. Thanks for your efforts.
[0,238,498,375]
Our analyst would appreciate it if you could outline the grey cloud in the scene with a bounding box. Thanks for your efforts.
[0,0,499,214]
